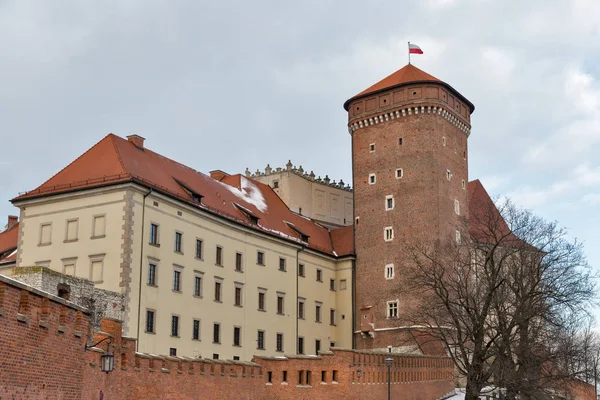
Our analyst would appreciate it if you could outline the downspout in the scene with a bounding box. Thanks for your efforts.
[296,245,305,354]
[136,188,152,351]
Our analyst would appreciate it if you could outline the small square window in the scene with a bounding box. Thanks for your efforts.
[273,180,279,189]
[368,174,376,184]
[170,348,177,356]
[385,195,394,211]
[385,264,394,280]
[369,143,375,152]
[396,168,403,179]
[384,227,394,242]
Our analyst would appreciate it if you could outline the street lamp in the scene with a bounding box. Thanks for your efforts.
[85,337,115,373]
[385,357,393,400]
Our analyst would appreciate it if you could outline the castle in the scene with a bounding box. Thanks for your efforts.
[1,63,483,360]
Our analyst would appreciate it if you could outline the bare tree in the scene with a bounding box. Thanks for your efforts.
[405,195,596,400]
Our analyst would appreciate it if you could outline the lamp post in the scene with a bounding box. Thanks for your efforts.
[385,357,393,400]
[85,337,115,373]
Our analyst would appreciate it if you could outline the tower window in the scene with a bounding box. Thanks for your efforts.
[396,168,403,179]
[384,227,394,242]
[462,180,466,190]
[442,136,447,146]
[398,137,403,145]
[387,300,399,318]
[385,195,394,211]
[456,230,461,244]
[369,143,375,152]
[368,174,376,184]
[446,170,452,181]
[385,264,394,280]
[455,199,460,215]
[273,180,279,189]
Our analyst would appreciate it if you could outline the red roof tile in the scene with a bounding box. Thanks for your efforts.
[0,220,18,265]
[343,64,474,113]
[330,225,354,257]
[12,135,354,258]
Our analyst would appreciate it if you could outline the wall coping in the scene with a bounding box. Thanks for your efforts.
[0,272,89,313]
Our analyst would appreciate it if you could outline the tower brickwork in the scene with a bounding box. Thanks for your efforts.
[345,64,474,351]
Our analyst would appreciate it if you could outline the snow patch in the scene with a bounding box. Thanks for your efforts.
[220,176,267,213]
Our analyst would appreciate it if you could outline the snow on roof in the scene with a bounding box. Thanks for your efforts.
[220,176,267,213]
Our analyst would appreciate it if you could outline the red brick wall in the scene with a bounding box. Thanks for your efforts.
[0,276,90,400]
[349,83,471,349]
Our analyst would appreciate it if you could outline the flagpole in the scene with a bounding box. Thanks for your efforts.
[408,41,411,64]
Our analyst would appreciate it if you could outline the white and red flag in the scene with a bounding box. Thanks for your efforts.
[408,43,423,54]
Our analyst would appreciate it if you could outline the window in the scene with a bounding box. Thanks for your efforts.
[276,333,284,352]
[195,239,203,259]
[330,278,336,291]
[321,371,327,382]
[340,279,347,290]
[171,315,180,337]
[298,337,304,354]
[234,286,243,306]
[384,227,394,242]
[385,264,395,279]
[170,348,177,356]
[455,199,460,215]
[146,310,155,333]
[235,253,243,272]
[148,263,157,286]
[89,255,104,283]
[257,251,264,265]
[216,246,223,266]
[368,174,376,184]
[173,269,181,292]
[213,353,219,360]
[298,263,305,277]
[213,323,221,344]
[273,180,279,189]
[369,143,375,152]
[149,223,159,245]
[386,195,394,211]
[193,319,200,340]
[298,299,305,319]
[174,232,183,253]
[398,137,403,145]
[315,303,322,323]
[39,223,52,245]
[387,300,399,318]
[316,269,322,282]
[233,326,241,346]
[214,281,222,302]
[396,168,403,179]
[447,169,452,181]
[65,219,78,242]
[332,370,338,382]
[330,342,335,348]
[315,339,321,355]
[62,258,76,276]
[194,274,203,297]
[267,371,272,383]
[456,230,461,244]
[233,356,240,361]
[442,136,447,146]
[92,215,106,238]
[462,179,466,190]
[282,370,287,382]
[330,309,336,326]
[257,330,265,350]
[258,291,266,311]
[277,294,285,315]
[278,257,286,272]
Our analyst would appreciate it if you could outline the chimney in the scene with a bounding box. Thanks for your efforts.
[7,215,17,229]
[209,170,230,181]
[127,134,145,149]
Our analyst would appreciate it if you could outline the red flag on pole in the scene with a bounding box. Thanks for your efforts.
[409,43,423,54]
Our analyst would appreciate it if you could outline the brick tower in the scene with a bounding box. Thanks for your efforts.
[345,64,474,351]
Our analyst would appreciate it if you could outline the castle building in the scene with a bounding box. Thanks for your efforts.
[2,63,485,360]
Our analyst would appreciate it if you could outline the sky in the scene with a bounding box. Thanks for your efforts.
[1,1,599,311]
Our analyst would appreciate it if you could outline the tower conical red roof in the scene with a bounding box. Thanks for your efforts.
[343,64,474,113]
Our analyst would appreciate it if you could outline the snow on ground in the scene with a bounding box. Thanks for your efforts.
[446,388,466,399]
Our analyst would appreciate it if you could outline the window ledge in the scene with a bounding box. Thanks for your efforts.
[170,335,180,338]
[193,295,203,299]
[215,264,223,268]
[91,235,106,240]
[233,304,243,308]
[214,300,223,304]
[276,313,285,316]
[192,338,201,342]
[296,385,312,389]
[147,284,158,288]
[195,257,204,261]
[172,290,182,294]
[258,309,266,312]
[235,269,243,273]
[38,243,52,247]
[149,243,161,248]
[63,239,78,243]
[174,251,184,255]
[145,331,156,335]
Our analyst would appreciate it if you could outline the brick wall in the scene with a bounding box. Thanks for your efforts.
[0,274,90,400]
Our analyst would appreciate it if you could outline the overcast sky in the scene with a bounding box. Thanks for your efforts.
[1,0,599,313]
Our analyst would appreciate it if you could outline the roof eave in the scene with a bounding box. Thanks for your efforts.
[343,80,475,113]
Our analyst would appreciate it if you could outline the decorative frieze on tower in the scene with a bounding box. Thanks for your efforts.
[346,64,475,351]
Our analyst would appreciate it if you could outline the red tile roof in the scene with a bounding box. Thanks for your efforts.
[12,135,355,258]
[343,64,474,113]
[0,220,18,265]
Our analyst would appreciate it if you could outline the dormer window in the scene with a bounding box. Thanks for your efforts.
[234,203,259,224]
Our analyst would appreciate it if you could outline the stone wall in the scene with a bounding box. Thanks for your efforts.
[10,266,124,329]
